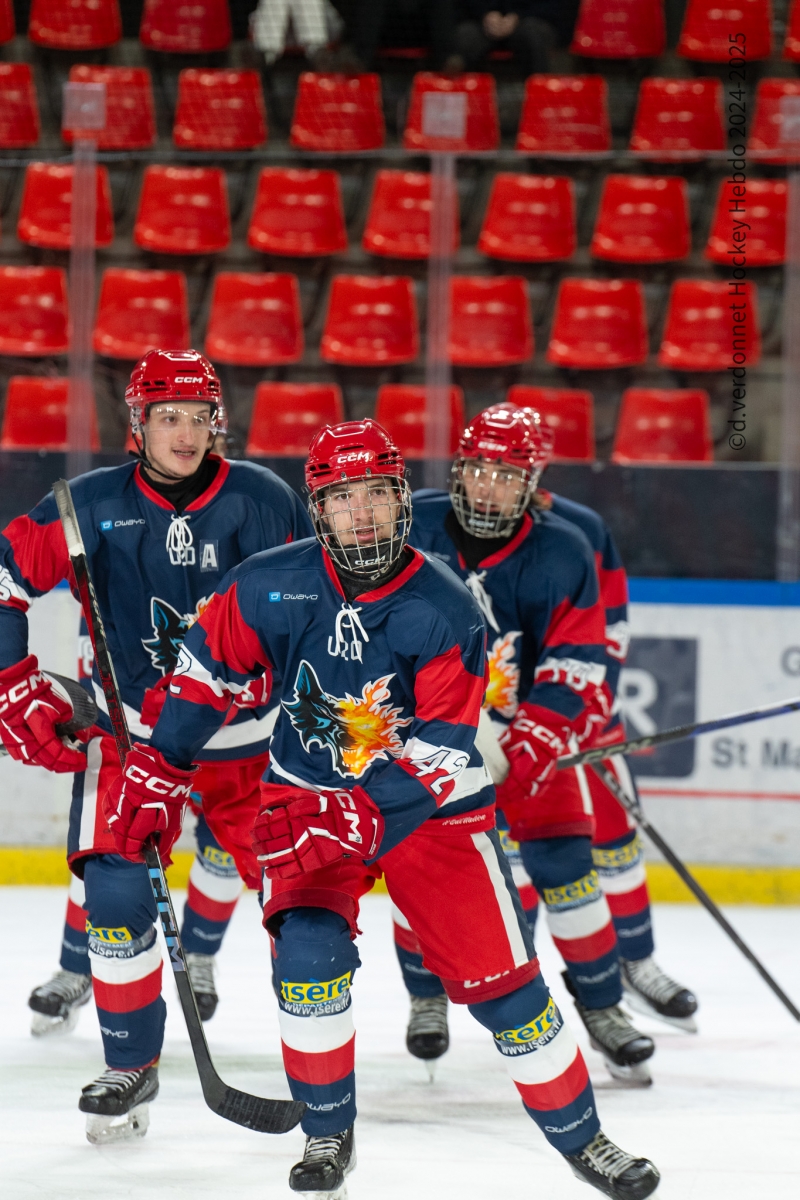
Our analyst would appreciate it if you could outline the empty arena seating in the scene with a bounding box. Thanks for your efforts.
[449,277,533,366]
[507,386,596,461]
[205,273,303,366]
[404,74,499,152]
[658,281,762,371]
[516,76,611,155]
[590,175,689,262]
[0,64,39,150]
[570,0,666,59]
[0,0,14,43]
[63,66,155,150]
[93,270,190,359]
[705,180,786,267]
[0,377,100,451]
[139,0,231,53]
[478,175,576,262]
[321,276,418,365]
[747,79,800,163]
[246,383,344,457]
[134,167,230,255]
[17,163,114,251]
[290,74,385,152]
[363,171,459,260]
[247,168,347,256]
[375,385,465,457]
[677,0,772,62]
[611,388,713,463]
[785,0,800,59]
[173,70,267,151]
[629,77,725,158]
[547,279,648,369]
[28,0,121,50]
[0,267,69,357]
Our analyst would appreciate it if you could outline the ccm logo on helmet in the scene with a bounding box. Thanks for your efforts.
[334,451,372,464]
[124,764,193,798]
[0,669,46,714]
[174,376,203,384]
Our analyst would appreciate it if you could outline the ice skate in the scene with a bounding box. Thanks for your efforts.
[79,1065,159,1145]
[563,972,654,1087]
[185,952,218,1022]
[622,957,698,1033]
[28,969,91,1037]
[406,994,449,1074]
[289,1125,356,1199]
[565,1130,660,1198]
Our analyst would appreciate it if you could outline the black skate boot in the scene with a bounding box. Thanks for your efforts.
[28,969,91,1037]
[406,994,449,1071]
[289,1125,356,1199]
[186,952,218,1021]
[622,957,698,1032]
[562,972,654,1087]
[564,1130,660,1199]
[79,1065,159,1145]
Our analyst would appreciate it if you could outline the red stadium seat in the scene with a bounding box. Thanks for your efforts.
[0,0,14,43]
[375,385,465,458]
[0,64,39,150]
[363,170,459,260]
[678,0,772,61]
[321,276,418,366]
[516,75,611,155]
[507,386,595,461]
[93,269,189,359]
[247,168,347,257]
[139,0,231,52]
[611,388,713,463]
[658,280,761,371]
[747,79,800,163]
[590,175,690,263]
[449,277,533,366]
[404,73,499,152]
[134,167,230,255]
[290,74,385,152]
[547,279,648,369]
[63,66,155,151]
[630,77,724,159]
[705,179,786,267]
[0,267,69,356]
[173,70,267,151]
[205,273,303,366]
[17,163,114,251]
[785,0,800,59]
[570,0,666,58]
[1,377,100,451]
[28,0,120,48]
[478,174,575,262]
[246,383,344,457]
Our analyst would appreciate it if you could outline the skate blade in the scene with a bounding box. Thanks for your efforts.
[424,1060,437,1084]
[600,1057,652,1089]
[31,1005,82,1038]
[623,989,698,1033]
[294,1153,356,1200]
[85,1103,150,1145]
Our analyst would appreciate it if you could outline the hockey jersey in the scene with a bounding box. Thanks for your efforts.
[408,491,609,736]
[0,456,312,762]
[151,541,493,855]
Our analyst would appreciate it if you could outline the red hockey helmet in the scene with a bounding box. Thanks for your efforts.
[306,420,412,580]
[124,348,227,436]
[450,404,553,538]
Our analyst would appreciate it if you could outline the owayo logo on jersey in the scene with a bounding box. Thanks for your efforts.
[141,595,212,674]
[283,659,411,778]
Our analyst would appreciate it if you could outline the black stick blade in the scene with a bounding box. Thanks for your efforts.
[213,1087,306,1134]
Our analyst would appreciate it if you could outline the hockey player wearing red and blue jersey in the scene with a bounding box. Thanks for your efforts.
[0,349,312,1143]
[105,419,660,1200]
[397,405,658,1086]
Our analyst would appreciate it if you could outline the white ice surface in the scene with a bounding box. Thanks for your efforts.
[1,890,799,1199]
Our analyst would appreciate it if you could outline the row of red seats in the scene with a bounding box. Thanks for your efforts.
[7,161,787,267]
[0,266,762,372]
[0,0,790,65]
[4,63,800,159]
[0,375,713,465]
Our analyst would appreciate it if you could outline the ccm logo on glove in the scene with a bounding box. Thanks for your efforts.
[102,743,196,865]
[0,654,86,773]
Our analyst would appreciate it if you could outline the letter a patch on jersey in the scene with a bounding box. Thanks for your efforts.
[283,660,411,778]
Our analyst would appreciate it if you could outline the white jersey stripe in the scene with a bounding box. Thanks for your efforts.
[470,831,529,969]
[78,736,102,853]
[68,873,86,906]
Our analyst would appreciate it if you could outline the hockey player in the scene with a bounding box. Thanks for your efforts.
[0,349,312,1143]
[105,419,661,1199]
[397,405,660,1085]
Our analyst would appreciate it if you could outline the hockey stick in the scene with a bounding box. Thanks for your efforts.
[589,760,800,1022]
[53,479,306,1134]
[557,694,800,770]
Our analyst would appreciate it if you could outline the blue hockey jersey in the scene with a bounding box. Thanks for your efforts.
[0,456,312,762]
[151,541,493,855]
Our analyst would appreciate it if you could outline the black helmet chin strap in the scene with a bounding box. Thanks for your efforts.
[129,420,214,484]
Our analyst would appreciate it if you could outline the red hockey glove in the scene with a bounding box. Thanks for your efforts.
[573,688,614,749]
[253,782,385,880]
[0,655,87,773]
[102,743,197,866]
[495,702,569,809]
[140,675,172,729]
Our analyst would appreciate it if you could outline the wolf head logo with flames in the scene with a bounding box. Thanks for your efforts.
[484,630,522,719]
[283,660,412,778]
[141,595,212,675]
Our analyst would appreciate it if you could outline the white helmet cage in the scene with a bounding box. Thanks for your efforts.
[309,473,413,581]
